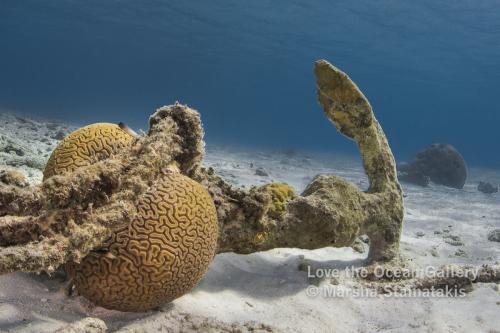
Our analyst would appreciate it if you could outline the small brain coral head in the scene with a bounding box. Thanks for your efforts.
[67,172,219,312]
[43,123,135,180]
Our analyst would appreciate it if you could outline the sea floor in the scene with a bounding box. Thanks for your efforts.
[0,113,499,333]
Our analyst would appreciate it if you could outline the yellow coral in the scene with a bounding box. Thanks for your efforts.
[253,231,269,245]
[43,123,135,180]
[258,183,297,219]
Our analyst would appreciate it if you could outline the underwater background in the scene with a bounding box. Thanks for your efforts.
[1,0,499,167]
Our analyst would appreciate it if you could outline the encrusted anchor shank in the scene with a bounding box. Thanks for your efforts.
[203,60,404,262]
[311,59,404,261]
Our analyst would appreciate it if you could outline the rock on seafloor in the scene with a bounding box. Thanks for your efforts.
[398,143,468,189]
[255,167,269,177]
[397,166,430,187]
[478,181,498,194]
[0,169,29,187]
[488,229,500,242]
[53,318,107,333]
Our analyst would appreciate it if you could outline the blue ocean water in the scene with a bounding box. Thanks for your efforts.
[1,0,499,167]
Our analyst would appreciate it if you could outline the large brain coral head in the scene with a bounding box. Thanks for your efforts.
[45,121,218,311]
[43,123,135,180]
[67,172,219,312]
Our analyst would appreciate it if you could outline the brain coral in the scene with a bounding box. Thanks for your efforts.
[43,123,135,180]
[66,172,219,311]
[44,123,219,311]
